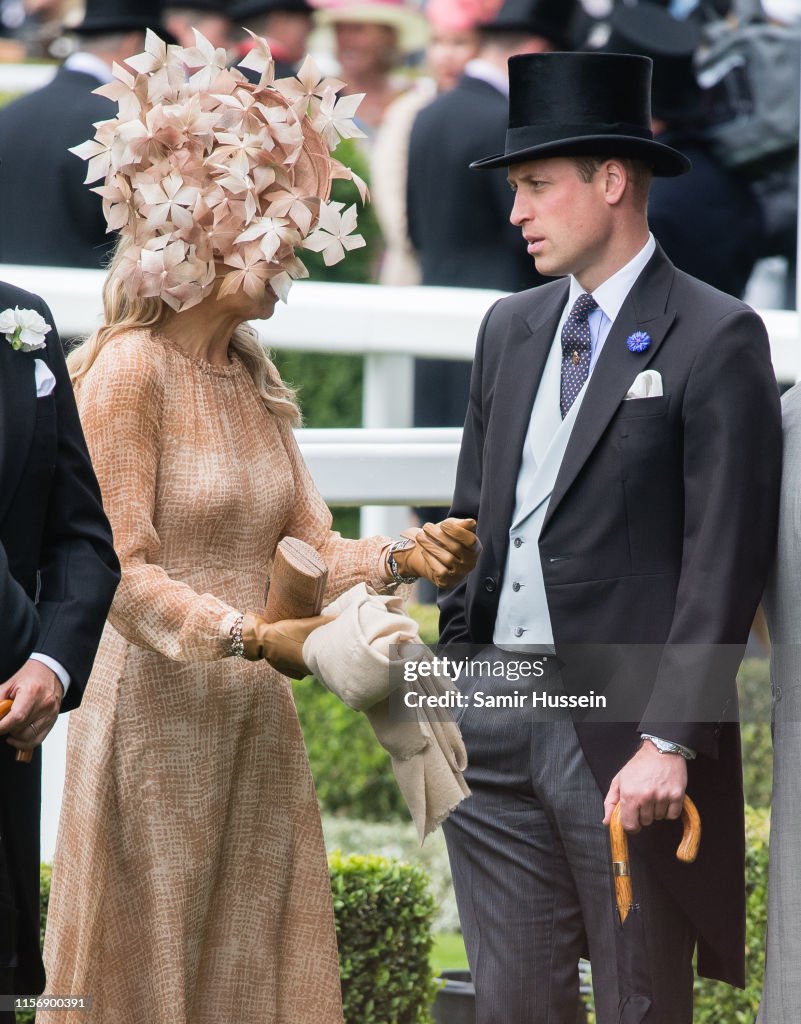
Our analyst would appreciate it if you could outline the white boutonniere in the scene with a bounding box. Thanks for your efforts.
[0,306,51,352]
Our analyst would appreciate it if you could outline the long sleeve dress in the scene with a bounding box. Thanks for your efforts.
[41,329,388,1024]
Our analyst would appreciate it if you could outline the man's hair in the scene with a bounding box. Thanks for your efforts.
[77,30,145,56]
[572,155,653,210]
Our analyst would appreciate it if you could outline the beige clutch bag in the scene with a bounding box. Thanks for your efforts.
[264,537,328,622]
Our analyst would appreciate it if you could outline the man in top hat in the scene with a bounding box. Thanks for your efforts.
[602,2,763,298]
[0,0,174,269]
[438,50,781,1022]
[231,0,315,79]
[165,0,232,49]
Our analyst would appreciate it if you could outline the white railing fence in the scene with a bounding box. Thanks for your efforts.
[1,262,797,858]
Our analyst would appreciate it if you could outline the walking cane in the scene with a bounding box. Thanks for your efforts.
[608,796,701,1020]
[0,699,34,763]
[609,795,701,923]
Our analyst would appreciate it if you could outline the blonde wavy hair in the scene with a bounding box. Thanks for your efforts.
[68,238,301,424]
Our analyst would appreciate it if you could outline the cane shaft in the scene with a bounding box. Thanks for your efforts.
[609,803,633,923]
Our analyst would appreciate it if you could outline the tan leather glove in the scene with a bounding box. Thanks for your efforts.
[393,517,481,589]
[242,612,334,679]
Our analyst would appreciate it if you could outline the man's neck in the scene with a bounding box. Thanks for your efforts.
[574,227,651,294]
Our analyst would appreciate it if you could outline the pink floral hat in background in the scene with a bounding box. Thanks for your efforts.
[71,29,368,312]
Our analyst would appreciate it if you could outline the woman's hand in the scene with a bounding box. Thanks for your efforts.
[393,517,481,589]
[242,612,333,678]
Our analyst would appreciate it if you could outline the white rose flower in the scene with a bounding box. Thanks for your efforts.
[1,306,51,352]
[0,309,18,335]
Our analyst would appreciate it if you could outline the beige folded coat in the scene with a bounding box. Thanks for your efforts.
[303,583,470,841]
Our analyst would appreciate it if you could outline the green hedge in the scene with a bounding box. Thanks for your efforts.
[332,851,439,1024]
[693,805,769,1020]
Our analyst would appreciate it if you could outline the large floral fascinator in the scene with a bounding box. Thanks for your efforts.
[71,29,368,312]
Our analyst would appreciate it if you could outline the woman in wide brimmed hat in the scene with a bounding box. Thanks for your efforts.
[39,30,478,1024]
[313,0,429,136]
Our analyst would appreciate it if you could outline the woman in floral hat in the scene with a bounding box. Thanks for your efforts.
[40,30,478,1024]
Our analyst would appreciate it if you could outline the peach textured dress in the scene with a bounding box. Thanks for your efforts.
[41,329,388,1024]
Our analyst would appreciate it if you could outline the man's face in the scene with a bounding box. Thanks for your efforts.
[508,156,614,284]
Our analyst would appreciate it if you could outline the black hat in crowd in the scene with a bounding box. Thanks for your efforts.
[229,0,315,18]
[470,51,691,175]
[603,2,702,123]
[169,0,232,13]
[75,0,175,38]
[480,0,579,52]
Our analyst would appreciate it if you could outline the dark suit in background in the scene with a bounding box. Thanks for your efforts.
[648,128,763,299]
[407,73,547,431]
[0,282,118,1011]
[0,68,114,268]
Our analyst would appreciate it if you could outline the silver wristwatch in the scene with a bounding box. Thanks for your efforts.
[387,537,417,585]
[641,733,696,760]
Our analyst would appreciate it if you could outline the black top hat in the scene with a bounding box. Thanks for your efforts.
[603,3,702,123]
[75,0,175,38]
[229,0,314,17]
[166,0,232,13]
[480,0,578,50]
[470,51,690,175]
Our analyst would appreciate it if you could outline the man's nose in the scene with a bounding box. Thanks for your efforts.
[509,191,526,227]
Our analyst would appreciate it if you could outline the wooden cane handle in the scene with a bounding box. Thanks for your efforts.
[0,699,34,763]
[676,794,701,863]
[609,795,701,923]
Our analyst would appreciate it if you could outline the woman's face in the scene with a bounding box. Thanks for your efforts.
[213,267,280,323]
[427,27,479,93]
[334,21,400,77]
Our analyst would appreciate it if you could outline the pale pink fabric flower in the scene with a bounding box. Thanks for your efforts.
[303,201,365,266]
[71,28,367,311]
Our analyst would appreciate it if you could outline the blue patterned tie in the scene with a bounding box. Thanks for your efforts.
[560,292,598,419]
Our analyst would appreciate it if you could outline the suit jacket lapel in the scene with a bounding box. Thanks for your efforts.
[0,343,37,525]
[488,281,568,557]
[543,246,677,532]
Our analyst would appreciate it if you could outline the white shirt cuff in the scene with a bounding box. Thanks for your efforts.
[30,653,71,695]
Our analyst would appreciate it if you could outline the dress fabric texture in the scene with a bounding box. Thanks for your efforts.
[41,329,387,1024]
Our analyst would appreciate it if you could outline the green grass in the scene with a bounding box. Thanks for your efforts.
[431,931,468,974]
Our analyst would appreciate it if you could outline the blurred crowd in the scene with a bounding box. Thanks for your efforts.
[0,0,797,308]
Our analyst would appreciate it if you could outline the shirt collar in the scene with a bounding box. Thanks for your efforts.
[568,233,656,323]
[64,51,115,85]
[464,59,509,97]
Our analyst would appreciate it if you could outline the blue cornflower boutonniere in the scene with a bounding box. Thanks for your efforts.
[626,331,651,354]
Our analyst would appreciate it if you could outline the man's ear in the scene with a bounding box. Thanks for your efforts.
[602,159,628,207]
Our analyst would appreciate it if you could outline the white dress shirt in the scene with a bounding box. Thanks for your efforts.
[64,51,115,86]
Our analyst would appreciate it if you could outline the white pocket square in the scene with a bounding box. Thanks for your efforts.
[625,369,662,400]
[34,358,56,398]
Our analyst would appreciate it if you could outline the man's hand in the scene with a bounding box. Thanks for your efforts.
[394,518,481,589]
[0,660,64,752]
[602,740,687,833]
